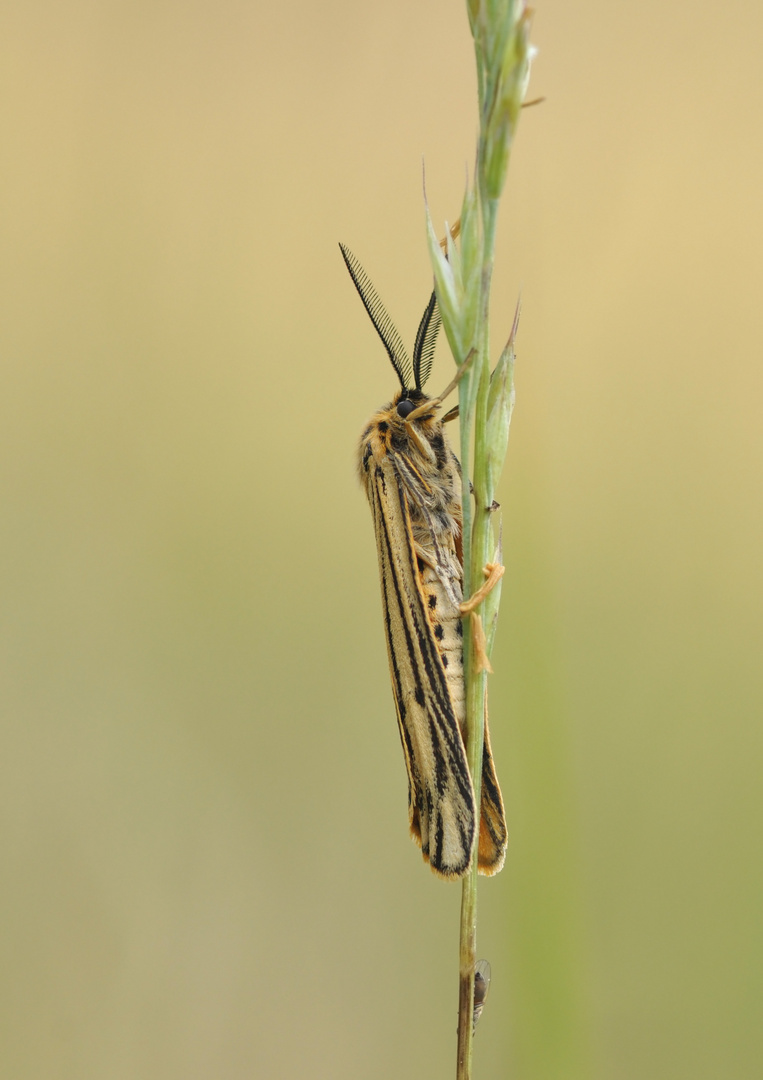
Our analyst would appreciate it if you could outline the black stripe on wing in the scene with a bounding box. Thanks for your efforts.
[370,458,476,878]
[476,707,508,874]
[393,452,463,608]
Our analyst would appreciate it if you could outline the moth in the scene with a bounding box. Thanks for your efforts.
[472,959,492,1034]
[340,243,507,880]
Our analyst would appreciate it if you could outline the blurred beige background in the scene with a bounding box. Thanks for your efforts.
[2,1,761,1078]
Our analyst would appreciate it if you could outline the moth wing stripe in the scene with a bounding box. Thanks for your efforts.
[379,463,473,798]
[392,453,463,605]
[393,451,433,496]
[373,471,458,768]
[371,484,422,807]
[376,467,456,731]
[373,472,465,777]
[370,459,476,875]
[476,697,508,872]
[372,470,446,721]
[371,476,430,849]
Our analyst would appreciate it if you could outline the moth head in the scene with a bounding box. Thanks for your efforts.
[339,243,442,397]
[391,387,434,424]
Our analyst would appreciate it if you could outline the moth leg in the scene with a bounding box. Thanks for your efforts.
[412,538,459,583]
[412,542,437,570]
[459,564,505,675]
[459,562,505,615]
[468,612,492,675]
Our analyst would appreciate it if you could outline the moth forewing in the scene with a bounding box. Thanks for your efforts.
[365,435,475,878]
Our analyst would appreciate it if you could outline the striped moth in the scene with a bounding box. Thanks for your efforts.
[341,244,507,879]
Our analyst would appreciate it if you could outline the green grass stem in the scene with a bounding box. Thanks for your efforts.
[426,4,534,1077]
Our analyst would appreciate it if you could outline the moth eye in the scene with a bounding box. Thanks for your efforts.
[396,399,415,418]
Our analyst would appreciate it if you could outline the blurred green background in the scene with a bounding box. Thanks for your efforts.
[2,1,761,1077]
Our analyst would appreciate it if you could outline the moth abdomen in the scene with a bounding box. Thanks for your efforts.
[418,560,466,731]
